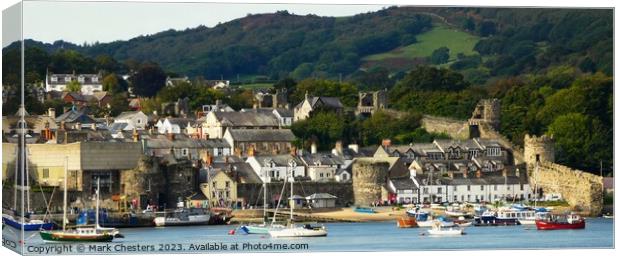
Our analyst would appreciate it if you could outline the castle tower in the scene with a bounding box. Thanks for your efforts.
[482,99,501,129]
[352,158,389,206]
[524,134,555,168]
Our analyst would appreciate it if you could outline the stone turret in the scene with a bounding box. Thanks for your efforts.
[524,134,555,168]
[470,98,501,130]
[352,158,389,206]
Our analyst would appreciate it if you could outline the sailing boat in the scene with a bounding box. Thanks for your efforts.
[268,159,327,238]
[2,118,55,231]
[40,160,119,242]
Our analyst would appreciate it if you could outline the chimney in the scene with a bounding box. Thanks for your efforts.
[60,121,66,131]
[91,123,97,131]
[502,169,508,178]
[462,169,468,178]
[248,146,255,157]
[335,141,343,155]
[348,144,359,153]
[167,132,175,141]
[48,108,56,118]
[290,146,297,156]
[224,156,229,164]
[382,139,391,148]
[476,170,482,178]
[75,122,81,130]
[208,155,214,166]
[311,142,317,154]
[448,171,454,179]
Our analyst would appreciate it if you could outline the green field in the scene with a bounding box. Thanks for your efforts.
[364,24,481,62]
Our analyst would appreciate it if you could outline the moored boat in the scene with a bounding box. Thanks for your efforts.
[2,214,55,231]
[268,224,327,238]
[474,211,520,226]
[396,216,417,228]
[535,214,585,230]
[426,221,464,236]
[354,207,376,214]
[153,208,211,227]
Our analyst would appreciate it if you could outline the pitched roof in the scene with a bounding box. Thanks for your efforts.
[144,134,231,149]
[212,111,279,127]
[55,109,96,124]
[273,108,293,118]
[301,153,345,166]
[251,154,303,167]
[390,177,417,190]
[115,111,144,120]
[226,129,296,142]
[306,193,337,200]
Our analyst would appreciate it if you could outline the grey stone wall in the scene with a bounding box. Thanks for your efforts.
[352,159,389,206]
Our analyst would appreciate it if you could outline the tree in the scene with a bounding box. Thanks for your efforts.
[65,80,81,92]
[391,66,469,95]
[477,20,497,37]
[130,62,166,97]
[430,47,450,64]
[291,111,346,150]
[102,73,120,93]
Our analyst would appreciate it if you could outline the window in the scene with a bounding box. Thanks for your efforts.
[453,195,458,202]
[520,184,524,191]
[43,168,49,179]
[453,185,457,191]
[437,187,442,194]
[481,195,484,201]
[467,185,471,191]
[225,181,230,188]
[182,148,189,156]
[320,173,324,178]
[78,77,85,83]
[51,76,58,82]
[467,195,471,202]
[480,185,484,191]
[423,188,429,194]
[137,119,142,124]
[326,173,330,177]
[212,181,217,188]
[92,77,99,83]
[494,184,498,191]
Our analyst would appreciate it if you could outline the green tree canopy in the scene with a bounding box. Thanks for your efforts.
[130,62,166,97]
[65,80,81,92]
[430,47,450,64]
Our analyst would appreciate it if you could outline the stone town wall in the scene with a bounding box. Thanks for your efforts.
[478,123,524,165]
[236,181,354,207]
[533,161,603,216]
[352,158,390,207]
[421,115,469,140]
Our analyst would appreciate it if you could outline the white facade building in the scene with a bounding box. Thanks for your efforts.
[246,155,305,183]
[45,72,103,95]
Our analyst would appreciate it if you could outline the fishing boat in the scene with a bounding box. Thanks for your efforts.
[497,209,548,225]
[40,169,120,242]
[268,160,327,238]
[396,216,417,228]
[473,211,520,226]
[426,221,464,236]
[535,214,585,230]
[153,208,211,227]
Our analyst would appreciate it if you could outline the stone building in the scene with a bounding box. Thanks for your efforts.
[293,93,344,121]
[352,158,390,206]
[356,89,388,116]
[223,129,295,157]
[469,98,501,133]
[254,88,289,109]
[201,111,280,139]
[523,134,555,168]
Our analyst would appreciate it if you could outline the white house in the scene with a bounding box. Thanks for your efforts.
[156,118,194,134]
[246,155,305,183]
[45,72,103,95]
[293,93,344,122]
[114,111,148,130]
[272,108,293,127]
[300,152,344,182]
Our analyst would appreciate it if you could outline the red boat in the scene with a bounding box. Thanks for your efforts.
[397,216,417,228]
[535,214,585,230]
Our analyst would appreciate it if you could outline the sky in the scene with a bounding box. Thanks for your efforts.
[15,0,390,47]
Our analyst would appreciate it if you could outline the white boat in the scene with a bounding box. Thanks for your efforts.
[268,160,327,238]
[455,221,472,227]
[153,208,210,227]
[418,220,454,227]
[498,210,548,225]
[268,224,327,238]
[426,222,464,236]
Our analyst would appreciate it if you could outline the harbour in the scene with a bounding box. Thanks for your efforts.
[3,218,613,253]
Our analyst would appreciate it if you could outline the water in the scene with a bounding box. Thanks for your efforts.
[3,218,614,254]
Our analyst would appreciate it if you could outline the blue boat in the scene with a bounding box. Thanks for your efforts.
[354,207,376,214]
[2,214,55,231]
[474,211,520,226]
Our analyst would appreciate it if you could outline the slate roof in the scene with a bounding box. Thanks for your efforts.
[226,129,296,142]
[306,193,337,199]
[252,155,304,167]
[301,153,345,166]
[273,108,293,118]
[55,109,96,124]
[295,96,344,109]
[115,111,144,120]
[390,176,418,190]
[212,112,279,127]
[144,134,231,149]
[199,162,262,184]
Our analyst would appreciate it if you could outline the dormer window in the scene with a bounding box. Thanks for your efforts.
[65,76,72,82]
[92,77,99,83]
[487,147,501,157]
[51,76,58,82]
[78,76,85,83]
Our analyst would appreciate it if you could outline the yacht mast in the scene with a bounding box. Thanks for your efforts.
[63,157,68,231]
[96,177,100,227]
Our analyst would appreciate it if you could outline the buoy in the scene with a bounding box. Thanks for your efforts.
[228,229,236,235]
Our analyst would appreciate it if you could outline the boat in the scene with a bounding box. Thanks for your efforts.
[453,216,472,227]
[396,216,417,228]
[473,211,520,226]
[535,214,585,230]
[426,221,464,236]
[268,160,327,238]
[418,215,454,227]
[153,208,211,227]
[40,170,120,242]
[497,209,548,225]
[3,138,56,231]
[602,213,613,219]
[239,181,284,234]
[354,207,376,214]
[445,205,469,218]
